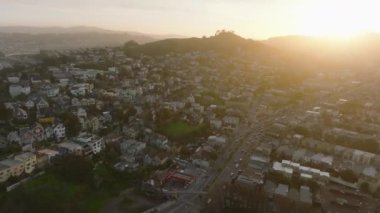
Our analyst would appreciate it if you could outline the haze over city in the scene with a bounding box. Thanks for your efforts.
[2,0,380,39]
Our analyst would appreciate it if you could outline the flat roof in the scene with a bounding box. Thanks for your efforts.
[0,159,22,167]
[300,186,312,204]
[14,152,35,161]
[275,184,289,196]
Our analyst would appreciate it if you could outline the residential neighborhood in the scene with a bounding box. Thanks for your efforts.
[1,34,380,212]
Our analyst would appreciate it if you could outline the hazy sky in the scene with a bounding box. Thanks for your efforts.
[1,0,379,39]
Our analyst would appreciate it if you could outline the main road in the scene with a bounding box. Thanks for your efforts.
[149,96,268,213]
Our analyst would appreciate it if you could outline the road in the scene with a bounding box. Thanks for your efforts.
[147,91,303,213]
[150,97,268,213]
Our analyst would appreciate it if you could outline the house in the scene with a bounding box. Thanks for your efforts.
[53,123,65,139]
[274,184,291,212]
[76,107,87,118]
[87,116,100,132]
[149,134,170,150]
[70,83,93,96]
[14,107,28,120]
[74,133,104,154]
[52,70,70,86]
[207,135,226,147]
[319,184,379,213]
[57,142,83,155]
[222,116,240,129]
[292,148,307,162]
[0,164,11,182]
[7,131,20,144]
[120,139,146,155]
[299,186,313,212]
[19,128,35,145]
[31,123,45,142]
[36,97,49,110]
[37,149,59,164]
[44,126,54,139]
[192,159,209,169]
[9,83,31,97]
[210,119,222,129]
[311,153,334,166]
[71,98,81,107]
[40,84,60,97]
[352,150,375,165]
[249,152,270,171]
[14,152,37,174]
[76,142,93,157]
[0,136,7,149]
[0,159,24,177]
[7,74,20,83]
[24,100,35,109]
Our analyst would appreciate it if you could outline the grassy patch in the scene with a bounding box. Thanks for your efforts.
[159,121,205,140]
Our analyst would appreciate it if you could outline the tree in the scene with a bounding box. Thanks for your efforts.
[0,104,12,121]
[340,169,358,183]
[60,112,81,138]
[50,154,93,184]
[360,182,370,193]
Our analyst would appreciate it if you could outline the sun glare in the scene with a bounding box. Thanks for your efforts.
[299,0,376,39]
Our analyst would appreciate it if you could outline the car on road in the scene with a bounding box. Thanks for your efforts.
[230,172,234,177]
[235,163,239,168]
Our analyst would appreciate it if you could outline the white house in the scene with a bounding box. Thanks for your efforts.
[223,116,240,129]
[0,164,11,182]
[24,100,35,109]
[0,159,24,177]
[40,84,60,97]
[7,131,20,144]
[36,97,49,110]
[57,142,83,155]
[53,124,66,139]
[210,119,222,129]
[74,133,105,154]
[14,108,28,120]
[9,84,31,98]
[7,75,20,83]
[120,139,146,155]
[14,152,37,174]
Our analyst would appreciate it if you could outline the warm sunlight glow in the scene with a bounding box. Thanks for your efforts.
[299,0,377,39]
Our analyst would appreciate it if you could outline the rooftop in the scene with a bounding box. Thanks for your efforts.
[275,184,289,196]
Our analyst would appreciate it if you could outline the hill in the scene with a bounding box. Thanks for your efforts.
[123,31,273,57]
[264,33,380,68]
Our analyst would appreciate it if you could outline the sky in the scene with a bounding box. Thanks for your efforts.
[1,0,379,39]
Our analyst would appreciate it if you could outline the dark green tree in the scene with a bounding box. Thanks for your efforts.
[360,182,370,193]
[60,112,81,138]
[0,104,12,121]
[50,154,93,184]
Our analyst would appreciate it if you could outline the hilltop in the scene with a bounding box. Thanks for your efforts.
[123,31,273,57]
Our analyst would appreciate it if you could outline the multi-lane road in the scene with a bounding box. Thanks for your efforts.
[147,97,276,213]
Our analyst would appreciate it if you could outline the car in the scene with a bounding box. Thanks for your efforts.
[230,172,234,177]
[235,163,239,168]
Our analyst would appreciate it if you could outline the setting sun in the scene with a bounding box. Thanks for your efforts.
[299,0,377,38]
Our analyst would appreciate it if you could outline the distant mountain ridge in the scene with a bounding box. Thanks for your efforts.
[0,26,179,55]
[0,26,123,34]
